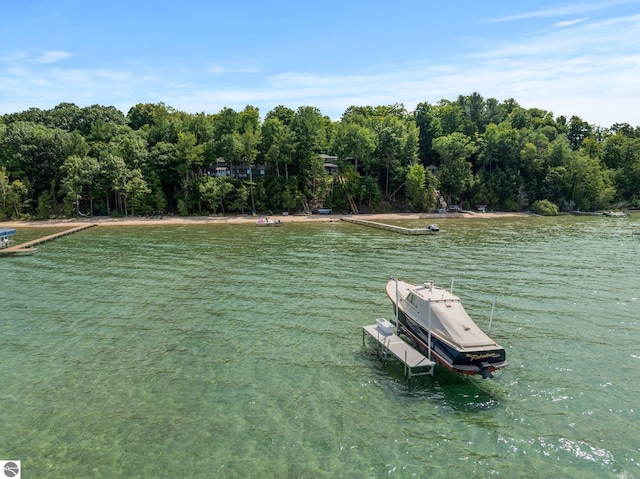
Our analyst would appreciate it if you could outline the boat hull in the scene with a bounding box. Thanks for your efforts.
[395,309,507,377]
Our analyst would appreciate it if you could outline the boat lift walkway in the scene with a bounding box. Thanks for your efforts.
[0,223,97,256]
[363,321,435,379]
[342,217,437,235]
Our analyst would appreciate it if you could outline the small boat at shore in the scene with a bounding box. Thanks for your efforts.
[603,211,630,217]
[256,216,282,227]
[386,279,507,378]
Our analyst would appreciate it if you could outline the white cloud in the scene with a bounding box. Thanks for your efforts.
[586,12,640,27]
[488,0,637,23]
[36,50,72,64]
[555,17,589,27]
[0,62,138,113]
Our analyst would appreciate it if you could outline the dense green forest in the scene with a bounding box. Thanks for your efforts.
[1,93,639,220]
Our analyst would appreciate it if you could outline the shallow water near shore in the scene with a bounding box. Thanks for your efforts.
[1,215,639,478]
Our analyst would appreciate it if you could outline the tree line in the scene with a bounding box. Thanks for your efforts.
[1,93,639,220]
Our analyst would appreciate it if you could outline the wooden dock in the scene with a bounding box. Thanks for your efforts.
[0,223,97,256]
[342,217,437,235]
[363,322,435,379]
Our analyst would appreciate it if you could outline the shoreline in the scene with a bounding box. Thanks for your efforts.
[0,211,531,228]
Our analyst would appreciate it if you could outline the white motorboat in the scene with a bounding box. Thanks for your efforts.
[386,279,508,378]
[256,216,282,227]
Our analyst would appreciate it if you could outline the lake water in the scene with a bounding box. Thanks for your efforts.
[1,215,639,478]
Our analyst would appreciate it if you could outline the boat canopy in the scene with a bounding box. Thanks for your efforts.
[0,228,16,238]
[424,300,497,349]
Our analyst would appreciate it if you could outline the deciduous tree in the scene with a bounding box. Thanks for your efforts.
[432,132,476,205]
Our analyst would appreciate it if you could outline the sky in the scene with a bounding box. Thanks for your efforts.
[1,0,639,127]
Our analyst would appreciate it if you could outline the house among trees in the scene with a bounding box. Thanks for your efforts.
[208,158,265,179]
[320,154,339,175]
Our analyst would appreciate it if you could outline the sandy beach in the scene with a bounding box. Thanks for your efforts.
[0,211,529,228]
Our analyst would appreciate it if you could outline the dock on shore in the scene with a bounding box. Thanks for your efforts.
[0,223,97,256]
[363,321,435,379]
[341,217,437,235]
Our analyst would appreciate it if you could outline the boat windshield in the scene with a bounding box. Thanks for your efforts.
[407,293,421,309]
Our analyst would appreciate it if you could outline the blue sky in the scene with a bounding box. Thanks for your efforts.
[1,0,639,127]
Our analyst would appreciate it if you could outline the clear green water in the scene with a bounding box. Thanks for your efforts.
[1,215,639,478]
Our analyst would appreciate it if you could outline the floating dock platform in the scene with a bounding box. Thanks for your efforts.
[363,319,435,379]
[342,217,437,235]
[0,223,97,256]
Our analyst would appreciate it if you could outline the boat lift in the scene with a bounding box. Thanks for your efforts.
[363,278,436,380]
[362,318,435,380]
[0,228,16,249]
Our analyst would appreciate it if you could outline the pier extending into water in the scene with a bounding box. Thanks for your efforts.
[0,223,97,256]
[363,321,435,379]
[342,217,437,235]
